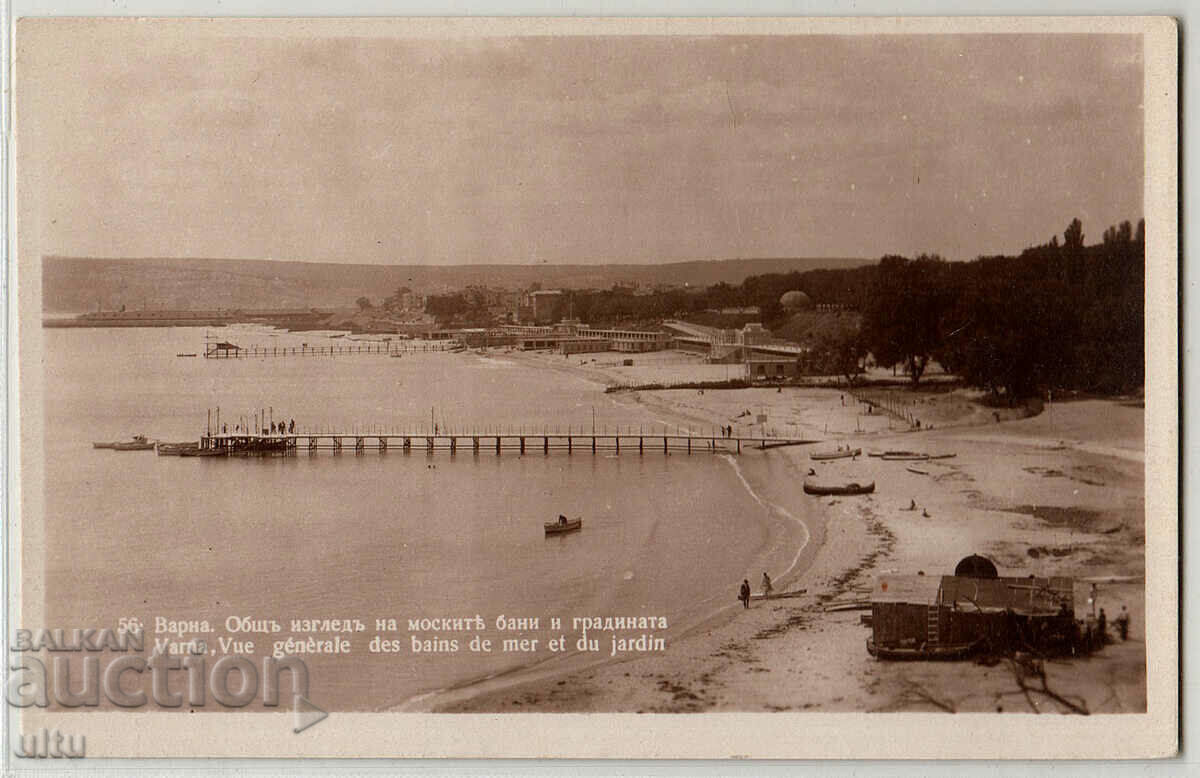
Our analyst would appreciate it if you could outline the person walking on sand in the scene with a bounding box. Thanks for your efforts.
[761,572,773,599]
[739,579,751,609]
[1116,606,1130,640]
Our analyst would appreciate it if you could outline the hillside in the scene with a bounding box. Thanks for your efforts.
[41,256,870,314]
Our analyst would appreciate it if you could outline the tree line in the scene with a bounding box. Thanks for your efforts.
[847,218,1144,398]
[415,216,1143,399]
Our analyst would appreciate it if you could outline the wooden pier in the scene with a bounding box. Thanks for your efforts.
[195,430,818,456]
[202,337,460,359]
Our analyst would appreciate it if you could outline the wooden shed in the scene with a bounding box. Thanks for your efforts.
[867,569,1075,660]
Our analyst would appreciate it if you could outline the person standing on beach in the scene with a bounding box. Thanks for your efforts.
[1116,606,1130,640]
[739,580,751,609]
[761,572,773,599]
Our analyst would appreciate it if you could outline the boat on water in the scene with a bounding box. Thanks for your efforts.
[810,447,861,461]
[803,479,875,496]
[95,435,154,451]
[156,441,199,456]
[179,447,226,457]
[544,517,583,535]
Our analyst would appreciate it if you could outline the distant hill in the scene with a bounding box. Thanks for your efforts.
[41,256,871,314]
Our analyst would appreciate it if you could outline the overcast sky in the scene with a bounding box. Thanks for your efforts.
[17,23,1144,265]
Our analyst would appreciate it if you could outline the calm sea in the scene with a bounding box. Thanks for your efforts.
[41,325,807,710]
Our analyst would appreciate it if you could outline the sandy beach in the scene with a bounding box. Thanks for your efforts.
[430,349,1146,714]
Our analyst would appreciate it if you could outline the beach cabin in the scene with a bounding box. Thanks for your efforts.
[867,555,1075,659]
[204,340,243,359]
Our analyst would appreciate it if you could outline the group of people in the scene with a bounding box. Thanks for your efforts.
[218,418,296,436]
[720,425,735,438]
[738,572,773,609]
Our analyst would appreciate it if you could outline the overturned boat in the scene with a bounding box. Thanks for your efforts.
[803,479,875,496]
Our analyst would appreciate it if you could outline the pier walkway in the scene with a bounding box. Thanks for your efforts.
[202,340,459,358]
[197,430,818,456]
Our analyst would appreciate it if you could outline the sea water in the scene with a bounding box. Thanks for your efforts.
[38,326,807,710]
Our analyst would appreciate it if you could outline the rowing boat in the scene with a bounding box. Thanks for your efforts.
[866,637,982,661]
[156,441,199,455]
[179,447,226,457]
[111,440,156,451]
[810,447,861,461]
[544,517,582,535]
[803,480,875,496]
[881,453,929,461]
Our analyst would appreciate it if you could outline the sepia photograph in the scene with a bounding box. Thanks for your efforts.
[10,16,1177,760]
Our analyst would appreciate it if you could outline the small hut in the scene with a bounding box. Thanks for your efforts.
[205,341,243,359]
[867,555,1075,659]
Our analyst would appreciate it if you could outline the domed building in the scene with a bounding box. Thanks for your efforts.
[779,290,813,311]
[953,554,999,579]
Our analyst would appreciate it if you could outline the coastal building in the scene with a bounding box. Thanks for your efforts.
[747,357,802,379]
[531,290,565,324]
[558,337,612,355]
[574,327,671,353]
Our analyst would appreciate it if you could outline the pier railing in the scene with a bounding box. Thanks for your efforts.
[202,341,459,359]
[196,429,818,456]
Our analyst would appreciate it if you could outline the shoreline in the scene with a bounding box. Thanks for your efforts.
[431,348,1146,714]
[406,349,864,713]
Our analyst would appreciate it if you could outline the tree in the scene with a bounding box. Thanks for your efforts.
[1063,218,1086,285]
[814,319,867,383]
[356,296,373,311]
[937,277,1077,401]
[861,254,952,387]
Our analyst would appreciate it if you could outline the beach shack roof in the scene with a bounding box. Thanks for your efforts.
[940,575,1073,617]
[871,574,1073,616]
[871,575,942,605]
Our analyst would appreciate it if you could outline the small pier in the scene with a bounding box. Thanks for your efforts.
[195,430,818,456]
[202,335,460,359]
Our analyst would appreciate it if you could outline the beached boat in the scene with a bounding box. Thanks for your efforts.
[803,479,875,496]
[866,637,982,661]
[810,448,861,461]
[544,517,582,535]
[92,442,116,449]
[176,353,198,357]
[881,453,929,461]
[748,588,807,602]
